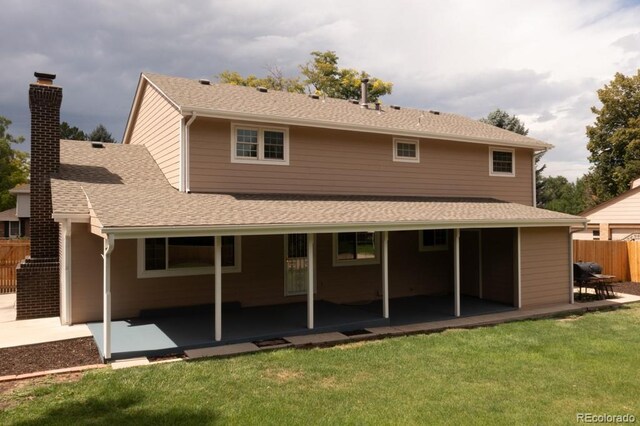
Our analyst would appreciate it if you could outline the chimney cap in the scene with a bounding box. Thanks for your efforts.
[361,77,370,84]
[33,71,56,84]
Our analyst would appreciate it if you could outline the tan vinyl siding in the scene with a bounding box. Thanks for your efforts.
[190,118,534,205]
[520,227,571,307]
[128,84,182,188]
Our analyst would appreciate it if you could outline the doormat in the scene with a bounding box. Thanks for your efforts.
[253,338,290,348]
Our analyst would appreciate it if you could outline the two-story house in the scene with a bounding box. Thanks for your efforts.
[0,184,30,238]
[20,72,585,360]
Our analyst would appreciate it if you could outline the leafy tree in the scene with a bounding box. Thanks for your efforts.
[0,116,29,211]
[480,108,547,205]
[537,175,589,215]
[218,67,305,93]
[218,51,393,102]
[88,124,116,143]
[300,51,392,102]
[586,70,640,203]
[60,122,87,141]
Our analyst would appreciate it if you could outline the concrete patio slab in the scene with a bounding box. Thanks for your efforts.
[0,316,91,349]
[111,357,151,370]
[286,332,350,346]
[0,293,16,323]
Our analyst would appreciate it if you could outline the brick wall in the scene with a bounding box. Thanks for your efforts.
[16,79,62,319]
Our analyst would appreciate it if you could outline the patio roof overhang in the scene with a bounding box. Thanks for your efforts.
[99,217,585,240]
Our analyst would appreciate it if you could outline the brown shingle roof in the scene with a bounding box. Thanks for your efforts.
[52,140,583,234]
[0,208,18,222]
[9,184,30,194]
[139,73,552,150]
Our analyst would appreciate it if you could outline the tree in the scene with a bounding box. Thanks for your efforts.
[0,116,29,211]
[480,108,547,205]
[300,51,392,102]
[218,51,393,102]
[586,70,640,203]
[217,67,305,93]
[537,175,589,215]
[60,122,87,141]
[88,124,116,143]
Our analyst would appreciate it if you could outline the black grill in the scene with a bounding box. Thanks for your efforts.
[573,262,602,282]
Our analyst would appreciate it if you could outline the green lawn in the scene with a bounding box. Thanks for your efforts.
[2,305,640,425]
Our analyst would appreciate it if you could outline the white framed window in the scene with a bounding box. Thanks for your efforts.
[333,232,380,266]
[137,236,241,278]
[393,138,420,163]
[231,124,289,165]
[419,229,449,252]
[489,147,515,177]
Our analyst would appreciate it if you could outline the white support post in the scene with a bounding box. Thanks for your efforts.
[517,228,522,309]
[102,235,115,360]
[61,220,73,325]
[454,228,461,317]
[569,229,574,304]
[307,233,315,329]
[382,231,389,319]
[215,235,222,341]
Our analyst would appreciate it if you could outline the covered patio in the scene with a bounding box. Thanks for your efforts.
[88,295,514,360]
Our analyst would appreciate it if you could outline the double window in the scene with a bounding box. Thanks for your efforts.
[489,147,515,177]
[138,236,241,278]
[231,124,289,165]
[333,232,380,266]
[419,229,449,252]
[393,138,420,163]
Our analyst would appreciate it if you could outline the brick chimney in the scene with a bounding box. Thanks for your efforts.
[16,72,62,319]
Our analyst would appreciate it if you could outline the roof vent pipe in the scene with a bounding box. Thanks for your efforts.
[360,78,369,108]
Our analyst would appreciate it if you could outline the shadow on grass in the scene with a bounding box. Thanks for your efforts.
[14,390,218,425]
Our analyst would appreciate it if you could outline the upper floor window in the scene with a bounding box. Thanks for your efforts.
[138,236,241,278]
[231,124,289,165]
[333,232,380,266]
[393,138,420,163]
[489,147,515,177]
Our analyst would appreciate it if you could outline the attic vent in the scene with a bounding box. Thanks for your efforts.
[256,86,268,93]
[390,105,401,110]
[91,142,105,149]
[309,94,320,100]
[198,79,211,85]
[429,110,440,115]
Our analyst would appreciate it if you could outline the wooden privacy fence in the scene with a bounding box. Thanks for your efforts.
[573,240,640,282]
[0,240,30,294]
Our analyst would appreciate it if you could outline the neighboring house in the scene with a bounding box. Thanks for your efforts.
[0,208,20,238]
[19,72,585,360]
[574,178,640,241]
[0,184,30,239]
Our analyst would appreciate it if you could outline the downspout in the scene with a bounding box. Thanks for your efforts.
[184,113,197,193]
[102,234,115,360]
[569,222,588,304]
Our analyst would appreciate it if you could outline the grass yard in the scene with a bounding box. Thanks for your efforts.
[2,305,640,425]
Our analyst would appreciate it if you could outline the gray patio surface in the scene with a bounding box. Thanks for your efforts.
[88,295,513,360]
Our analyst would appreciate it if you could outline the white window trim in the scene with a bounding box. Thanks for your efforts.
[137,236,242,278]
[8,221,19,237]
[489,147,515,177]
[332,232,381,267]
[230,123,290,166]
[419,229,449,252]
[393,138,420,163]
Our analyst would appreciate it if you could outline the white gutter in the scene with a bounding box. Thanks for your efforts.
[184,113,197,193]
[103,218,587,240]
[181,107,553,151]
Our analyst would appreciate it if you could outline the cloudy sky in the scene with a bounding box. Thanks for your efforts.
[1,0,639,180]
